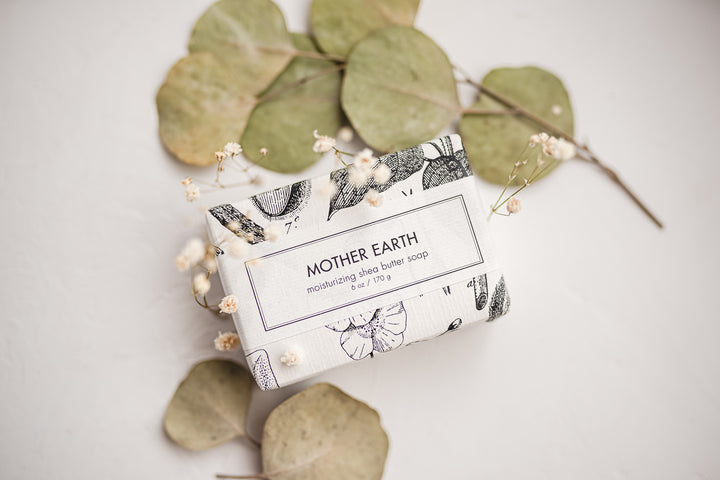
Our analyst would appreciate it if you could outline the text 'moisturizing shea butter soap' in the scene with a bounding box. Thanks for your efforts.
[206,135,510,390]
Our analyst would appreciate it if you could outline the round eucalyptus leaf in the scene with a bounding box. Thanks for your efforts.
[157,53,256,166]
[242,34,342,173]
[459,66,574,185]
[310,0,420,57]
[189,0,293,95]
[341,26,460,153]
[164,359,254,451]
[262,383,389,480]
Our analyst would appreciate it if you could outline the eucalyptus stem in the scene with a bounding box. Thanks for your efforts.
[244,431,261,449]
[455,67,663,229]
[289,48,345,62]
[461,107,517,115]
[256,63,346,104]
[216,474,269,480]
[233,42,346,63]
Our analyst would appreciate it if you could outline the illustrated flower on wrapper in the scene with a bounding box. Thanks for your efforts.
[326,303,407,360]
[205,136,512,390]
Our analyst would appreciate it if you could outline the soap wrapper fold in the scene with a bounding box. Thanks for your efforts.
[206,135,510,390]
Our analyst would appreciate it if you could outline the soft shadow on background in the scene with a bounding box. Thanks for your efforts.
[0,0,719,478]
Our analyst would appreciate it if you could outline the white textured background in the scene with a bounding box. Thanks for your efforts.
[1,0,719,478]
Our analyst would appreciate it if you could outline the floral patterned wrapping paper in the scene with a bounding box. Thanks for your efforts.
[206,135,510,390]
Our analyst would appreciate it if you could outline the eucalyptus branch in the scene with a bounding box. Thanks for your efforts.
[256,63,346,104]
[455,66,663,229]
[290,48,346,62]
[243,431,261,449]
[229,42,346,63]
[216,474,269,480]
[461,107,517,115]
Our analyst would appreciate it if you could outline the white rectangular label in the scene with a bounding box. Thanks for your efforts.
[246,195,483,330]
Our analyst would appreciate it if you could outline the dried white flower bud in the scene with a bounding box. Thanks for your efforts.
[364,189,383,207]
[202,255,217,274]
[312,129,336,153]
[218,294,238,314]
[214,331,240,351]
[551,104,563,116]
[353,148,376,171]
[215,151,227,162]
[318,179,338,198]
[174,255,190,272]
[542,136,558,157]
[223,142,242,156]
[182,238,206,265]
[263,223,281,242]
[227,239,249,258]
[337,126,354,142]
[192,273,211,296]
[372,163,392,184]
[259,147,268,156]
[181,177,192,186]
[185,183,200,202]
[280,348,302,366]
[247,257,262,267]
[550,138,576,161]
[348,165,370,187]
[507,198,522,214]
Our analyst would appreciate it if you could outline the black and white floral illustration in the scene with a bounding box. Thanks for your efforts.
[421,136,472,189]
[325,302,407,360]
[488,276,510,321]
[326,136,472,219]
[437,317,462,337]
[326,144,422,219]
[209,204,266,244]
[250,179,311,220]
[246,349,278,391]
[469,274,489,311]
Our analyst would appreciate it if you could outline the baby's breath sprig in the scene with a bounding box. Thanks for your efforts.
[310,129,390,207]
[311,129,353,167]
[455,66,662,228]
[181,142,265,203]
[310,130,392,207]
[489,133,576,218]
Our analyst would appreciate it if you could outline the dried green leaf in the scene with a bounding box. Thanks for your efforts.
[310,0,420,57]
[189,0,294,95]
[459,66,574,185]
[262,383,389,480]
[164,359,254,451]
[157,53,256,166]
[341,26,460,153]
[241,34,342,173]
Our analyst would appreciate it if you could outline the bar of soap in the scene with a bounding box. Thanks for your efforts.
[206,135,509,390]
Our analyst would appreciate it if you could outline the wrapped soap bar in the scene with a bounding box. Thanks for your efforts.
[206,135,510,390]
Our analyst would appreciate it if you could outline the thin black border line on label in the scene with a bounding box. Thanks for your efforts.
[245,195,483,331]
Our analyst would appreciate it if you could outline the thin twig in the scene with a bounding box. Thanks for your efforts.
[455,66,663,229]
[462,108,517,115]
